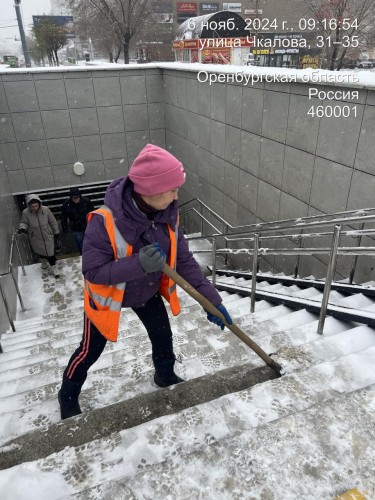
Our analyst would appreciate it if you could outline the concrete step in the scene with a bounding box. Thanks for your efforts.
[1,347,374,496]
[12,302,84,330]
[0,362,279,468]
[3,294,200,342]
[0,308,252,385]
[0,299,203,352]
[67,383,374,499]
[0,305,365,443]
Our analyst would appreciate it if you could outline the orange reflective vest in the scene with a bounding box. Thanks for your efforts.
[84,206,181,342]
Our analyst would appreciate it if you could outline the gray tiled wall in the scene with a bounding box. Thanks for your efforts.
[163,69,375,283]
[0,68,164,193]
[0,67,165,333]
[0,149,17,332]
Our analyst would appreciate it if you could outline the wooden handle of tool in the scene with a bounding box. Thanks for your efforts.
[163,264,282,374]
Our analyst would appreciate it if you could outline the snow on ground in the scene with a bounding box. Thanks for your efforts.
[0,254,374,498]
[13,258,83,320]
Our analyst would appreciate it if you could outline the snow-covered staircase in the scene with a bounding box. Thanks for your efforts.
[211,269,375,327]
[0,256,375,498]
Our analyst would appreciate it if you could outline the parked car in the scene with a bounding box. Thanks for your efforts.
[357,59,373,69]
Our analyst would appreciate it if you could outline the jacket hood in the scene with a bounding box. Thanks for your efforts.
[103,177,178,245]
[26,194,42,205]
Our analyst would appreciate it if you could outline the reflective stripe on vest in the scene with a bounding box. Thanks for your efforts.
[84,206,181,340]
[159,216,181,316]
[84,206,132,341]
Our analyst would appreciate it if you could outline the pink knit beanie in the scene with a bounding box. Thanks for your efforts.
[129,144,186,196]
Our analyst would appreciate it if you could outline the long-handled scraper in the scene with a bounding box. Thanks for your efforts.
[163,264,283,375]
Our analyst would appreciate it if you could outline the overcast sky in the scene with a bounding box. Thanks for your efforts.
[0,0,53,54]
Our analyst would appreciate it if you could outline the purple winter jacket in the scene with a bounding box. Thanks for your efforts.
[82,177,222,309]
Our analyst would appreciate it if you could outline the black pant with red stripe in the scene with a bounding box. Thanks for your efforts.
[63,293,175,388]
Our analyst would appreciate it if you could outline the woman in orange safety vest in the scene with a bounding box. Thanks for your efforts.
[58,144,232,420]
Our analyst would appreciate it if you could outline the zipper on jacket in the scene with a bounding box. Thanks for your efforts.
[151,221,157,230]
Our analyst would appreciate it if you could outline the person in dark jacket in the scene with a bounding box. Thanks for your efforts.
[58,144,233,420]
[61,188,94,255]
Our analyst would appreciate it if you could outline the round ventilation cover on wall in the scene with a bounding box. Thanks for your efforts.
[73,162,85,176]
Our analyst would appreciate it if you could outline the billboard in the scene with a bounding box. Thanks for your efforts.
[200,3,220,14]
[177,2,197,11]
[223,3,241,12]
[201,47,231,64]
[32,15,75,38]
[177,2,197,23]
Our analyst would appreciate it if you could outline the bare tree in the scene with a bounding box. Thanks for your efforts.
[64,0,151,63]
[304,0,375,69]
[74,11,122,62]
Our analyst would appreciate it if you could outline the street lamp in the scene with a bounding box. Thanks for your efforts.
[14,0,31,67]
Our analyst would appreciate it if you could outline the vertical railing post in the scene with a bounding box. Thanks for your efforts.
[294,229,304,278]
[224,224,229,266]
[200,203,204,236]
[317,225,341,335]
[20,233,32,265]
[349,222,364,285]
[212,237,217,286]
[14,234,26,276]
[0,277,16,332]
[10,266,26,312]
[251,234,259,313]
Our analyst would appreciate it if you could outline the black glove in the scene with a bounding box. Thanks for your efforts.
[139,242,166,274]
[18,228,26,234]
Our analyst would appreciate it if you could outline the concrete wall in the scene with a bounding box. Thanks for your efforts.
[0,68,165,193]
[0,147,18,333]
[1,64,375,287]
[163,68,375,283]
[0,66,164,334]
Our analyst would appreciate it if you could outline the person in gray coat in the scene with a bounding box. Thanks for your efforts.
[18,194,61,278]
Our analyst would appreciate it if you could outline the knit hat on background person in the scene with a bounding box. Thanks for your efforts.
[26,193,42,206]
[128,144,186,196]
[70,187,81,197]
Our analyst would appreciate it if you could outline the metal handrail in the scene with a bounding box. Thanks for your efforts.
[180,198,375,235]
[192,246,375,256]
[180,198,233,229]
[182,207,222,235]
[0,229,29,333]
[185,213,375,240]
[224,228,375,242]
[182,201,375,334]
[183,199,375,286]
